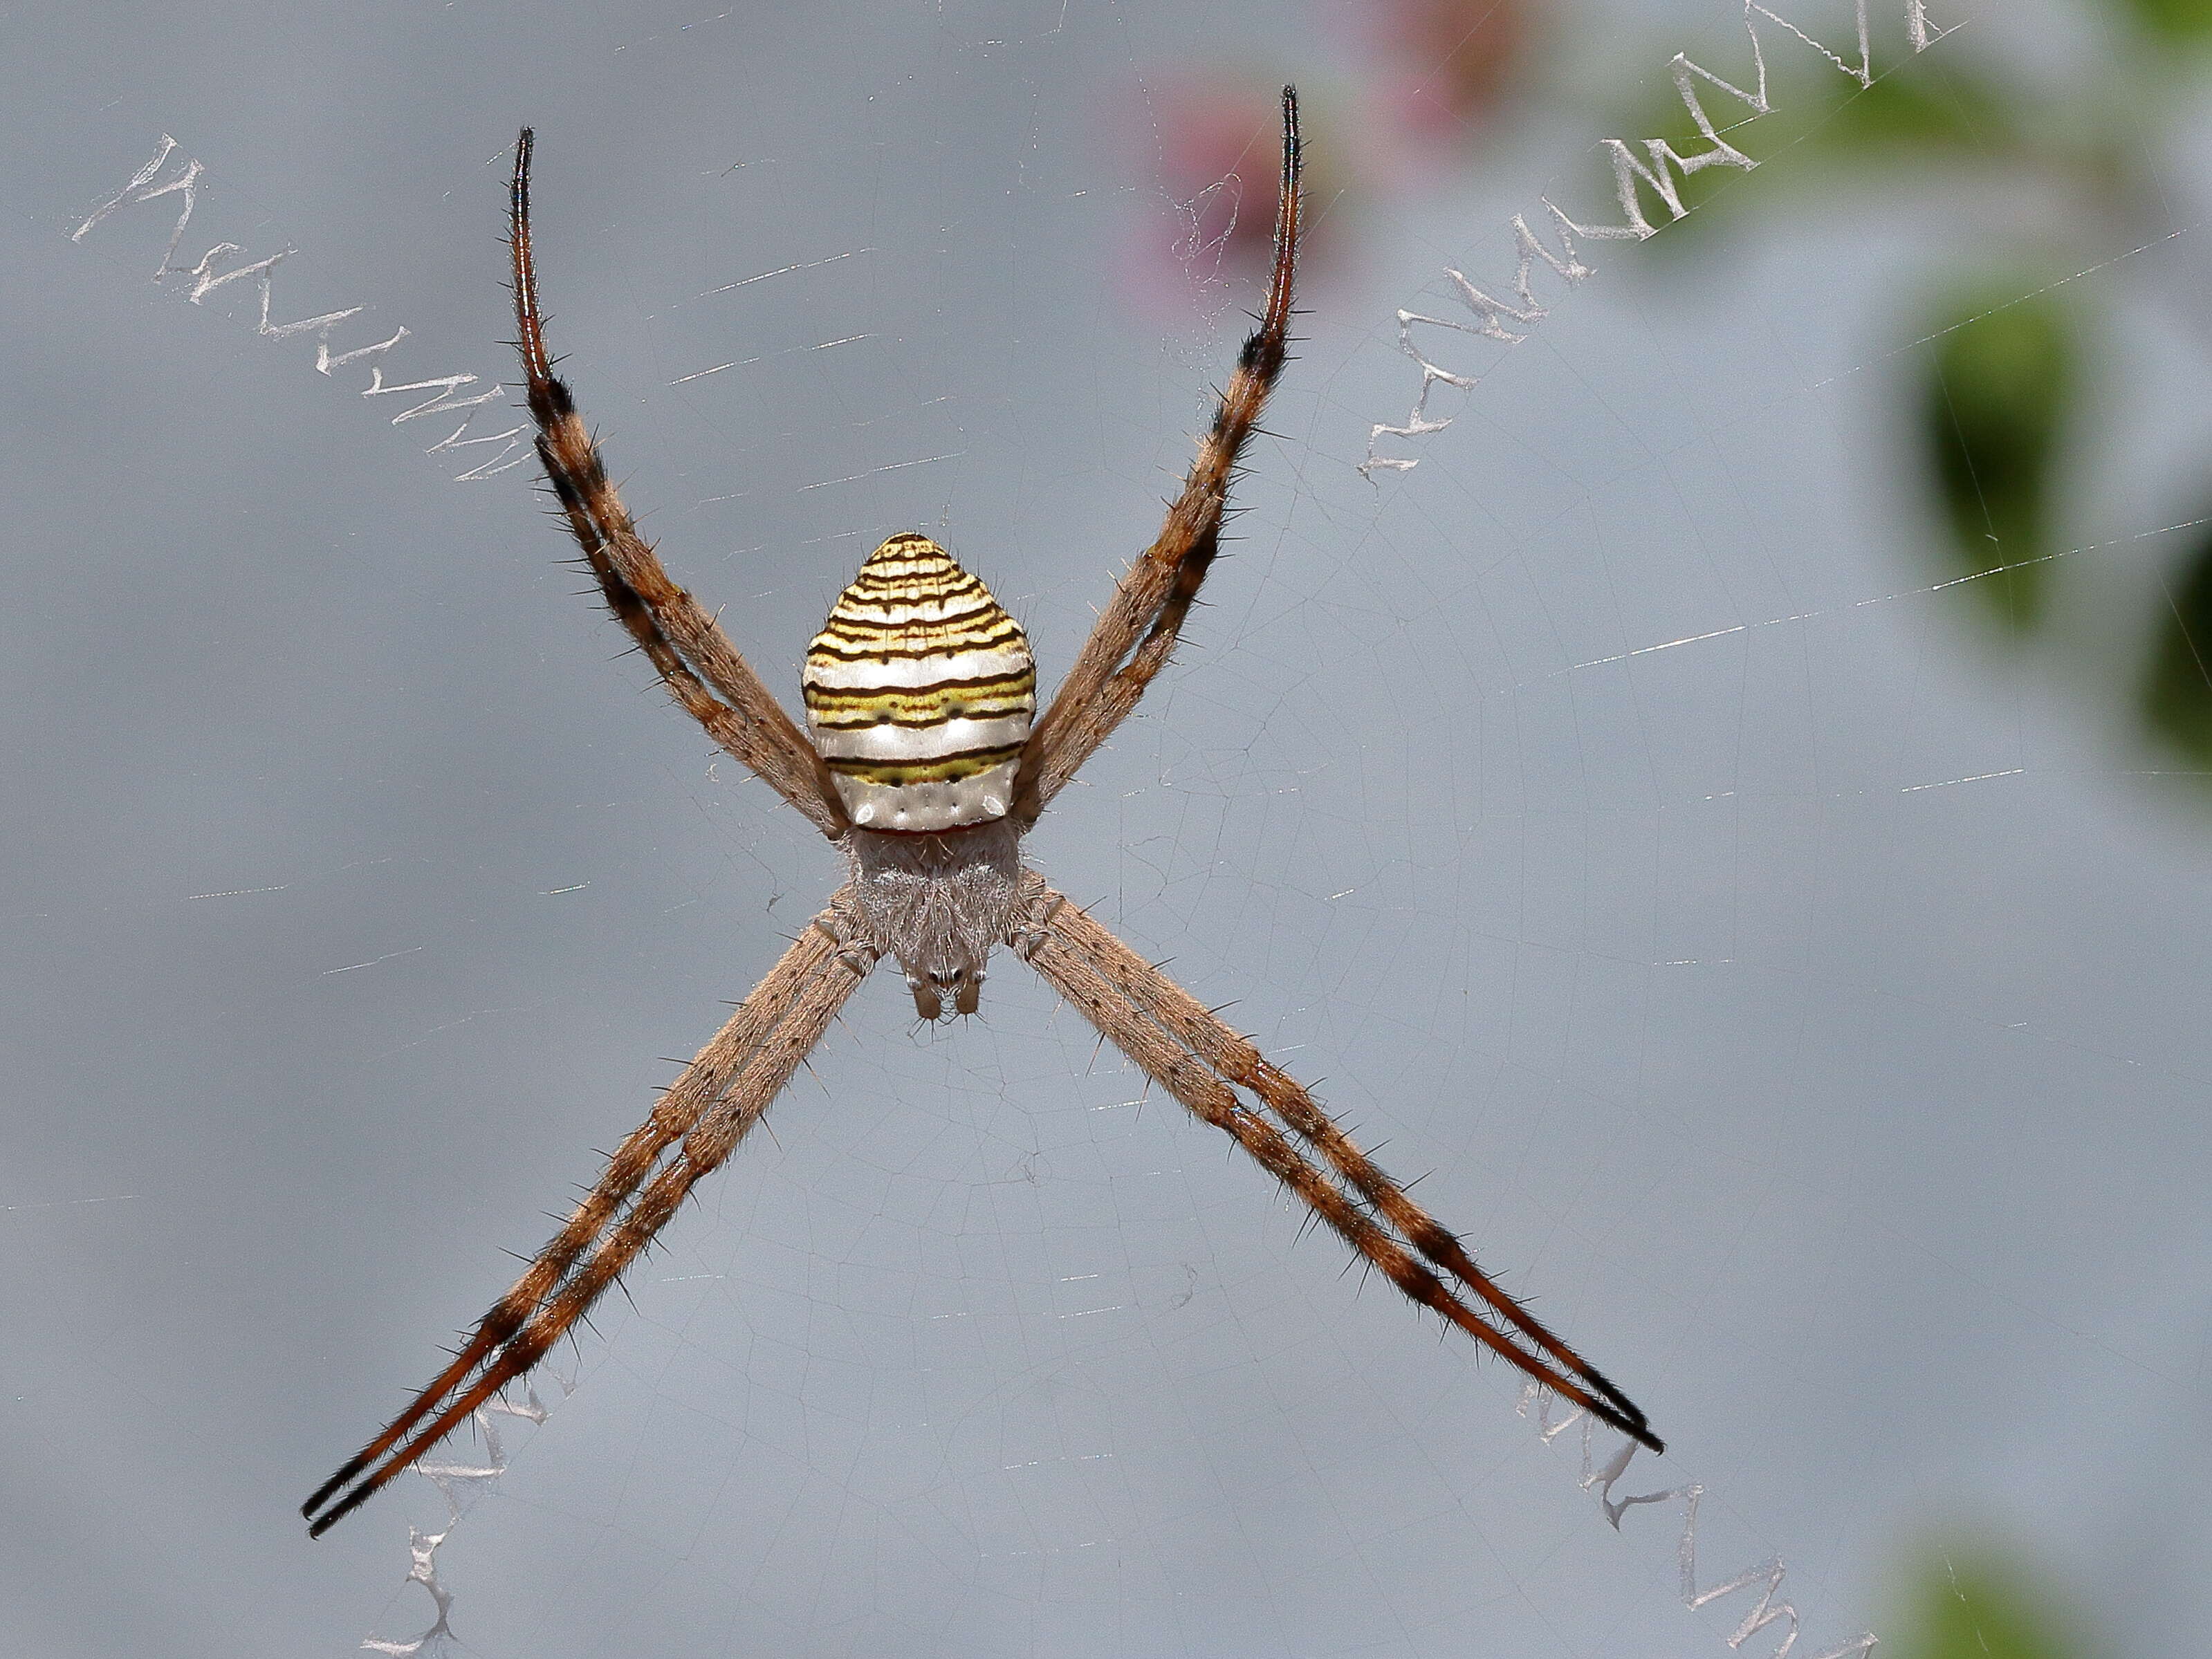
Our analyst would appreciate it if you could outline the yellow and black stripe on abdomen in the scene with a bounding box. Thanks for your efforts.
[808,612,1029,656]
[805,671,1037,731]
[822,743,1027,787]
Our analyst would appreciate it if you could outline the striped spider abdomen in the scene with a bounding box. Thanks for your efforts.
[802,533,1036,833]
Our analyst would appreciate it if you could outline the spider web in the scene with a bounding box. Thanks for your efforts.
[3,1,2206,1656]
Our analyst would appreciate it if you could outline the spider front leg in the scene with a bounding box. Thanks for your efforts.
[809,883,884,976]
[1045,894,1659,1448]
[1013,86,1302,824]
[1005,870,1064,962]
[1020,882,1663,1454]
[304,889,874,1536]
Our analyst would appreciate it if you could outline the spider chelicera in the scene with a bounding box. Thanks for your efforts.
[304,89,1659,1538]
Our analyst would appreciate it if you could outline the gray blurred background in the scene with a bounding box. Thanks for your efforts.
[3,2,2207,1656]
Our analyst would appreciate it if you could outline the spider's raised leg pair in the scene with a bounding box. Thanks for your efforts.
[304,89,1658,1539]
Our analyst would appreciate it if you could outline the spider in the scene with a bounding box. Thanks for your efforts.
[303,89,1659,1538]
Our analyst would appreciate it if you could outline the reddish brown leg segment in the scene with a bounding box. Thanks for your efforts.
[1020,882,1661,1453]
[1015,87,1303,824]
[510,129,847,839]
[304,892,872,1535]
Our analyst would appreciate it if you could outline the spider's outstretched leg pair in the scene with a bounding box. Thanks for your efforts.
[508,127,851,843]
[1007,97,1300,822]
[303,898,872,1535]
[1015,885,1656,1449]
[306,88,1656,1539]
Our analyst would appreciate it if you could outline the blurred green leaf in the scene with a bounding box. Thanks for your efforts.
[1811,59,2019,152]
[1602,59,2018,255]
[1917,283,2077,631]
[2115,0,2212,48]
[1892,1552,2082,1659]
[2141,523,2212,765]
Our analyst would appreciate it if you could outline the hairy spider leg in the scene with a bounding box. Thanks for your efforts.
[1034,889,1661,1451]
[511,128,847,838]
[304,897,871,1534]
[1017,884,1663,1451]
[1014,85,1303,824]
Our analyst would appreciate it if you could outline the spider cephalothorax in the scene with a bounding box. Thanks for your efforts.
[842,814,1027,1020]
[303,91,1661,1540]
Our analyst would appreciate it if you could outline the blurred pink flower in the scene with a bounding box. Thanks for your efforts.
[1361,0,1531,142]
[1121,8,1538,313]
[1130,75,1347,313]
